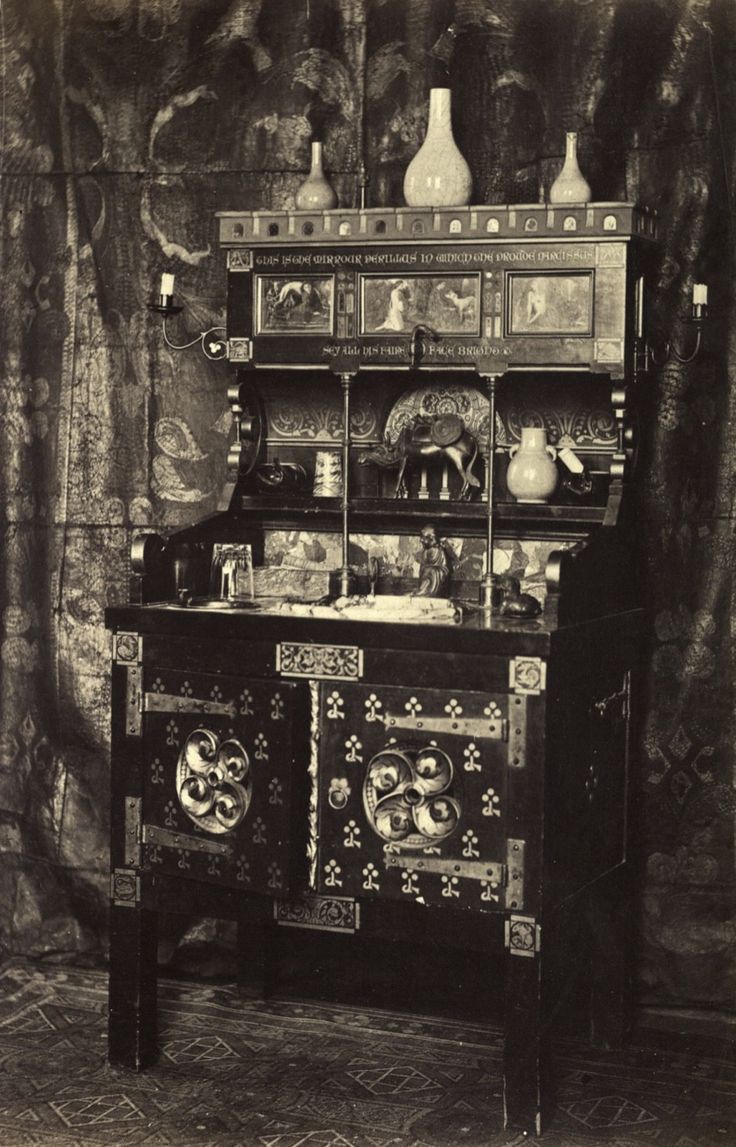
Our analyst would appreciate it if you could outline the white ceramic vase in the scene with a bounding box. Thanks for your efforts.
[549,132,591,204]
[403,88,472,208]
[296,141,338,210]
[506,428,558,504]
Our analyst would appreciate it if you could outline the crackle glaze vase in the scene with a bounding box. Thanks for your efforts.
[403,88,472,208]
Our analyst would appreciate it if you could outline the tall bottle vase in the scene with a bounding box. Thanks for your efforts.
[296,141,338,210]
[549,131,591,204]
[506,428,558,504]
[403,87,472,208]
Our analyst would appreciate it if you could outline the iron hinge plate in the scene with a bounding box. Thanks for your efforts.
[383,712,508,741]
[507,695,527,768]
[124,797,142,867]
[384,853,505,885]
[141,824,234,857]
[504,838,525,910]
[143,692,237,718]
[126,665,143,738]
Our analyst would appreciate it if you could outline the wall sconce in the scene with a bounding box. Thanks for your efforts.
[147,273,228,361]
[648,283,709,366]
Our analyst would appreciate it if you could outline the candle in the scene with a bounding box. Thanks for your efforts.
[692,282,708,306]
[160,272,175,297]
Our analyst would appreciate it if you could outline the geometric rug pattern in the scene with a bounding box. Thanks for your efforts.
[0,961,733,1146]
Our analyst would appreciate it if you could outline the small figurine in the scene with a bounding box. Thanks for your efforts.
[416,524,453,598]
[494,574,542,619]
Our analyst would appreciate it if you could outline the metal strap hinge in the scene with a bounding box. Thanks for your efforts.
[383,713,508,741]
[124,797,142,867]
[141,824,233,857]
[384,854,506,885]
[126,666,143,738]
[143,692,237,717]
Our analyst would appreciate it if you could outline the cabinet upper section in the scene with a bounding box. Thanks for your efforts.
[218,203,656,378]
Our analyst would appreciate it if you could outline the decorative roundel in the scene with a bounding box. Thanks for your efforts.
[363,745,460,850]
[238,381,264,476]
[177,729,252,835]
[430,412,464,448]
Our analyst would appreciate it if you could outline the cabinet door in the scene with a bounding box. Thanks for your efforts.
[139,668,303,895]
[314,682,514,913]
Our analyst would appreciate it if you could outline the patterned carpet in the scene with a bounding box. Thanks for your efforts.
[0,961,733,1147]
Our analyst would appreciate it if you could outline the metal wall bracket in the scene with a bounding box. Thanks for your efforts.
[111,868,141,908]
[385,854,505,885]
[509,656,547,695]
[505,913,541,958]
[504,838,525,910]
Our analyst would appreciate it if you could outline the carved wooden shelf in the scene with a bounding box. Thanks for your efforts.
[235,494,606,537]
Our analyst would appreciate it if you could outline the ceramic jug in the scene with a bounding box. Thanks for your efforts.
[549,131,591,204]
[296,142,338,210]
[506,428,558,504]
[403,88,472,207]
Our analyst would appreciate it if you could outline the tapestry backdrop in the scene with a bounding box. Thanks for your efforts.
[1,0,734,1006]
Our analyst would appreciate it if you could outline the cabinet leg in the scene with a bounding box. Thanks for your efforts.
[237,899,272,1000]
[108,902,158,1069]
[503,918,548,1136]
[588,879,631,1049]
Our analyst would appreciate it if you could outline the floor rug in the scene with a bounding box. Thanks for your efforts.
[0,960,732,1146]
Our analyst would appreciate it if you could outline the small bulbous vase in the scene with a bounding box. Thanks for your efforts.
[549,131,591,204]
[296,141,338,210]
[506,428,558,504]
[403,88,472,208]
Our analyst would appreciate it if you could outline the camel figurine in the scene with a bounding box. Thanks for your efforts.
[358,413,481,500]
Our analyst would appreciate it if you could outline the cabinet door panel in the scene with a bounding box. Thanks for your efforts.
[139,668,302,895]
[314,682,512,913]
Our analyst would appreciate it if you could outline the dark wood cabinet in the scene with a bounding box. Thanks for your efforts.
[107,202,654,1134]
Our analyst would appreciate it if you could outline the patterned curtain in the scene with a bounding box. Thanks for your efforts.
[1,0,733,1004]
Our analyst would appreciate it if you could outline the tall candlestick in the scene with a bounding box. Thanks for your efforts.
[160,272,175,297]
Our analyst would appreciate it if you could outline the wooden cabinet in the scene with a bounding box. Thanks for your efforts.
[106,203,654,1134]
